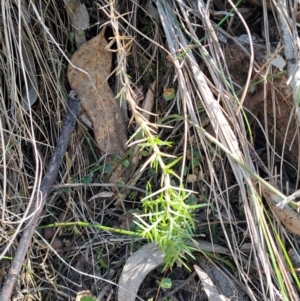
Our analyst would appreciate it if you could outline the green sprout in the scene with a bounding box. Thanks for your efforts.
[131,131,208,269]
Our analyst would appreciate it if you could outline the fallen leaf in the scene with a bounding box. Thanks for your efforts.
[270,54,286,70]
[21,38,38,111]
[64,0,89,48]
[3,22,38,111]
[288,249,300,274]
[118,240,235,301]
[196,257,246,301]
[263,186,300,236]
[142,81,156,120]
[67,30,127,158]
[194,265,230,301]
[118,243,164,301]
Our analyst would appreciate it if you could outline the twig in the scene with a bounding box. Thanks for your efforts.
[0,97,81,301]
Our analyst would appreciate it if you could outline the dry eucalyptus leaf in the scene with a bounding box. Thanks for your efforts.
[194,265,230,301]
[67,30,127,157]
[118,243,164,301]
[263,187,300,236]
[64,0,89,48]
[4,7,38,111]
[143,1,159,20]
[0,21,38,110]
[7,23,39,111]
[270,54,286,70]
[141,80,156,120]
[197,257,246,301]
[21,38,38,111]
[288,249,300,274]
[118,240,235,301]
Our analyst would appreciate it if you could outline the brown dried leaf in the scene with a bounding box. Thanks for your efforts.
[67,30,127,157]
[263,186,300,236]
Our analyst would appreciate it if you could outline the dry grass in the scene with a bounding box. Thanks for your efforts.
[1,0,300,300]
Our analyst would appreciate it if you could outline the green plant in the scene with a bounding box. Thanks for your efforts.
[127,125,208,269]
[96,248,108,270]
[80,297,96,301]
[160,277,172,289]
[111,23,209,266]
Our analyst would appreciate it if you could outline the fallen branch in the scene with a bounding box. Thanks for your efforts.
[0,97,81,301]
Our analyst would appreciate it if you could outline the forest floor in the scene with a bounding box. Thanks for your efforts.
[1,1,300,301]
